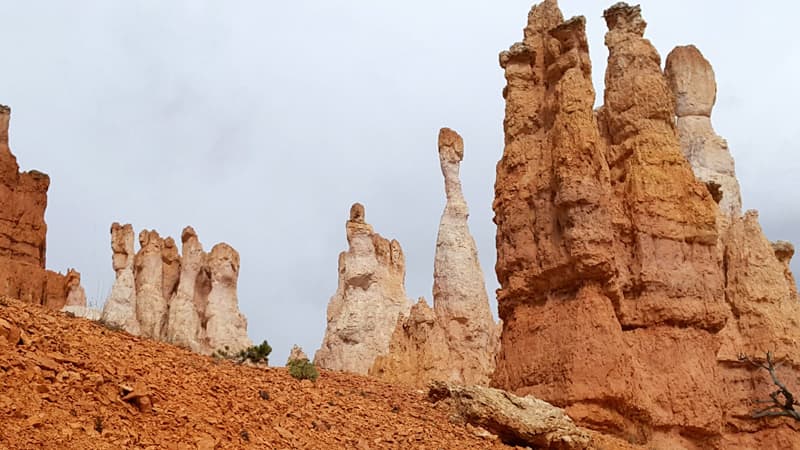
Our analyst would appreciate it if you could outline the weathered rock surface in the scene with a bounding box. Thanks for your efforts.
[0,104,87,310]
[428,382,592,449]
[666,45,742,218]
[102,223,140,335]
[370,129,498,387]
[314,203,413,374]
[204,243,250,353]
[370,297,452,385]
[491,2,800,448]
[101,224,251,355]
[287,345,308,365]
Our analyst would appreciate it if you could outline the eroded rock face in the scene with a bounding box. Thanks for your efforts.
[101,224,251,355]
[370,129,498,387]
[666,45,742,219]
[0,105,87,310]
[492,2,800,448]
[314,203,413,374]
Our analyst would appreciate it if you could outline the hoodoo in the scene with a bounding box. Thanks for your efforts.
[0,104,86,310]
[491,2,800,448]
[314,203,413,374]
[101,224,251,355]
[370,129,499,387]
[666,44,742,220]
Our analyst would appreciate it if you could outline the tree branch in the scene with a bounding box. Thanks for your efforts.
[738,351,800,422]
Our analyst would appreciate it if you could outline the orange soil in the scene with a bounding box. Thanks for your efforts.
[0,297,512,449]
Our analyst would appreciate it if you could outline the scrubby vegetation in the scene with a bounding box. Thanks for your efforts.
[213,340,272,365]
[288,358,319,381]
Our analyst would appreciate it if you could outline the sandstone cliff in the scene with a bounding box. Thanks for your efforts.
[491,2,800,448]
[0,104,86,310]
[370,129,498,387]
[101,224,251,355]
[314,203,413,374]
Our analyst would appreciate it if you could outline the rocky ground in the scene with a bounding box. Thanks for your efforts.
[0,296,513,450]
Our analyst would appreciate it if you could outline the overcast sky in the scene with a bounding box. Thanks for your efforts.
[1,1,797,363]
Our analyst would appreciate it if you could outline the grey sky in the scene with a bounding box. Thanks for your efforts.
[1,1,797,363]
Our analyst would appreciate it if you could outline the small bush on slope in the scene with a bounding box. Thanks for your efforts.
[288,358,319,381]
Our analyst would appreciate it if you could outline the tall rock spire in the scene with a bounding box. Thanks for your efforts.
[665,45,742,219]
[370,129,498,387]
[432,128,497,385]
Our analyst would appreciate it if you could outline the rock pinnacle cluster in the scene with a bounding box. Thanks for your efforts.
[101,223,251,355]
[491,1,800,448]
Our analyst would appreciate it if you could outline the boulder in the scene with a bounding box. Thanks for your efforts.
[428,382,592,449]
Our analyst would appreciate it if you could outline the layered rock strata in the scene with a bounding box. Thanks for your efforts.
[370,129,498,386]
[314,204,413,374]
[101,224,251,355]
[665,45,742,219]
[0,104,86,310]
[491,2,800,448]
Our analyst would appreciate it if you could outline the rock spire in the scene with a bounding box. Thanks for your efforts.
[665,45,742,219]
[314,204,413,374]
[370,129,498,386]
[491,2,800,448]
[0,104,87,310]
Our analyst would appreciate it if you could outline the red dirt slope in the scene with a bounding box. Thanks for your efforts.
[0,297,512,449]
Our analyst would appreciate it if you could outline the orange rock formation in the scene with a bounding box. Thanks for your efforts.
[491,2,800,448]
[0,105,86,310]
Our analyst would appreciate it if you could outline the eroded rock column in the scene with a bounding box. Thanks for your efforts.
[665,45,742,219]
[134,230,167,339]
[432,128,497,384]
[204,243,251,353]
[314,203,413,374]
[101,223,141,334]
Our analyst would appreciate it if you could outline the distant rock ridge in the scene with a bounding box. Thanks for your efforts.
[314,203,413,374]
[101,223,251,355]
[370,128,499,387]
[0,104,87,310]
[491,2,800,449]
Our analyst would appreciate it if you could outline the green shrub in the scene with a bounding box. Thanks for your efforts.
[288,358,319,381]
[235,340,272,364]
